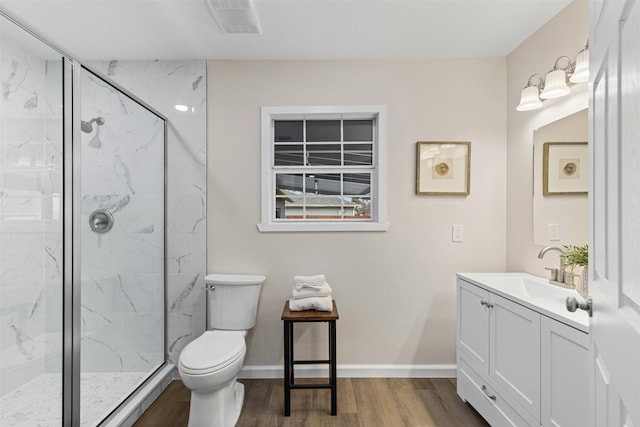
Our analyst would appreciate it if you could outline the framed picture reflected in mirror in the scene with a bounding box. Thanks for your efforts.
[542,142,588,195]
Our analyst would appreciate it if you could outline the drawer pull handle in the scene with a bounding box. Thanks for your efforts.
[480,300,494,309]
[481,385,497,401]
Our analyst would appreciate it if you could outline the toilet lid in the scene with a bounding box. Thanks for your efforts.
[179,331,245,373]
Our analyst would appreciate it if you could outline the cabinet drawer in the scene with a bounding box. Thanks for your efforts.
[458,357,537,427]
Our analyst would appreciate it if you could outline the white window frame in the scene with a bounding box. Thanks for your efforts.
[258,105,389,232]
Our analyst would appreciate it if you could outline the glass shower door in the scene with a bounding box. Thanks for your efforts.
[78,68,165,426]
[0,14,64,426]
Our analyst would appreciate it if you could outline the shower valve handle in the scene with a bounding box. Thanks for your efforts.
[89,209,114,233]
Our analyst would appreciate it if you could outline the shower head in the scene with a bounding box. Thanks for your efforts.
[81,116,105,133]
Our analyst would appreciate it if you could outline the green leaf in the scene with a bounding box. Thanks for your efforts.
[560,244,589,268]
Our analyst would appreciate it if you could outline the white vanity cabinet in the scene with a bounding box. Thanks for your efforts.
[456,275,589,427]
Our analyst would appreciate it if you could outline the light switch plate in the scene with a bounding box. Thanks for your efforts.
[548,223,560,241]
[452,224,464,242]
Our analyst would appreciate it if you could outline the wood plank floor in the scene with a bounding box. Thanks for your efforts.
[133,378,488,427]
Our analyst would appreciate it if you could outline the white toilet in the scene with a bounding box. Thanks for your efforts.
[178,273,266,427]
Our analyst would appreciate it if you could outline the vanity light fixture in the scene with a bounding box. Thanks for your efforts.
[516,74,544,111]
[570,42,589,83]
[516,41,589,111]
[540,56,572,99]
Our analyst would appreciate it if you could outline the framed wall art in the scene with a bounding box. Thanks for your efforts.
[416,141,470,195]
[543,142,588,195]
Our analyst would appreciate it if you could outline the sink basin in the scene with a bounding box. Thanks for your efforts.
[487,275,576,300]
[459,273,578,301]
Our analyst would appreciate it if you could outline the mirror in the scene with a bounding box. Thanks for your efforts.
[533,109,588,246]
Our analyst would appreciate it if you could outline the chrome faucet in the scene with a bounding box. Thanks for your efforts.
[538,246,565,284]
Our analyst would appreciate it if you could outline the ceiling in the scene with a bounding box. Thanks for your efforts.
[0,0,572,62]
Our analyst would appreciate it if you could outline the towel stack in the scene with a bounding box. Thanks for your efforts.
[288,274,333,312]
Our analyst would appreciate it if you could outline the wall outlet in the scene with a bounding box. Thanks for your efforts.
[548,223,560,241]
[452,224,464,242]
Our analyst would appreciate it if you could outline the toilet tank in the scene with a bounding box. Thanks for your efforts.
[205,274,266,330]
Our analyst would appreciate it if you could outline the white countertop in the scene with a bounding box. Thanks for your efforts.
[457,272,589,333]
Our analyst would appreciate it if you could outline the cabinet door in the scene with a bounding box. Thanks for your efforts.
[490,294,541,421]
[541,316,589,427]
[457,279,490,374]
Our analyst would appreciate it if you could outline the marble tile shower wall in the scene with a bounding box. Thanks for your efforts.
[0,40,64,394]
[79,69,165,373]
[88,60,208,365]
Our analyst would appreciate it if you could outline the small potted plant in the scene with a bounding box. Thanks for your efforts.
[561,244,589,295]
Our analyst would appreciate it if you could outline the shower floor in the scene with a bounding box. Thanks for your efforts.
[0,371,148,427]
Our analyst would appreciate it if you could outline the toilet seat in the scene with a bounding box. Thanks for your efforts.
[179,330,246,375]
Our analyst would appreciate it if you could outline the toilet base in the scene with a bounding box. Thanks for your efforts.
[187,380,244,427]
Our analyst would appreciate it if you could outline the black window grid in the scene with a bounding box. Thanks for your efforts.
[274,171,372,221]
[273,119,375,168]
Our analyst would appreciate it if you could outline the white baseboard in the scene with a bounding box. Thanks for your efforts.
[238,364,456,379]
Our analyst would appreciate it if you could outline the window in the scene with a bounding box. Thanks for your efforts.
[259,106,388,232]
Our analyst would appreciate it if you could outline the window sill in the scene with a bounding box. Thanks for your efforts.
[257,222,390,233]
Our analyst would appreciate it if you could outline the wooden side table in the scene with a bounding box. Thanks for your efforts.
[281,300,339,416]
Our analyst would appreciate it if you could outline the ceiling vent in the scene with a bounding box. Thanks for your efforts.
[206,0,263,34]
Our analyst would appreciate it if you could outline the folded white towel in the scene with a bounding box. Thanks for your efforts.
[292,282,332,299]
[294,274,326,285]
[289,296,333,312]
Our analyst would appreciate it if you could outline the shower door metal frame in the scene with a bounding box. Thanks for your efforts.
[62,57,83,427]
[68,62,170,426]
